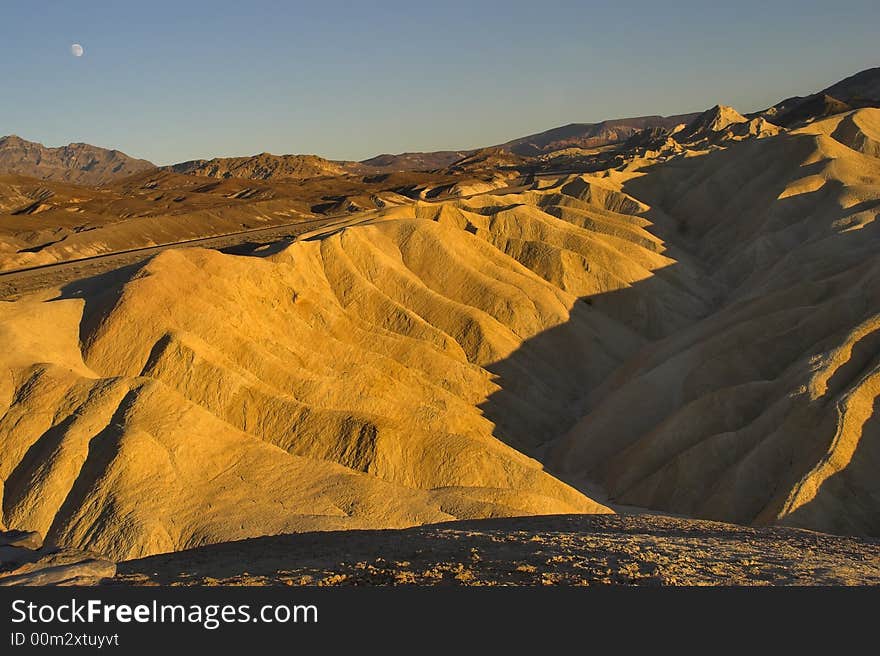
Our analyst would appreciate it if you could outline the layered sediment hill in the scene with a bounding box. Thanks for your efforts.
[2,102,880,565]
[447,147,527,172]
[676,105,748,139]
[672,105,779,147]
[5,176,676,559]
[168,152,347,180]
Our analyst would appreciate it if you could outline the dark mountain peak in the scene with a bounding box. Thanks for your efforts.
[755,66,880,128]
[499,113,700,156]
[0,136,154,185]
[166,152,346,180]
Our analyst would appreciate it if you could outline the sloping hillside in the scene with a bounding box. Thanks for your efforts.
[168,152,347,180]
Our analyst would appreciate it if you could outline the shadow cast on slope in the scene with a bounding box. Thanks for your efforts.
[50,262,146,352]
[782,387,880,536]
[475,139,880,532]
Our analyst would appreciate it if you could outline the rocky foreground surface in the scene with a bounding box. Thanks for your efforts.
[0,529,115,586]
[4,515,878,586]
[111,515,880,586]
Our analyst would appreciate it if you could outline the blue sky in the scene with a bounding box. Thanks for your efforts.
[1,0,877,164]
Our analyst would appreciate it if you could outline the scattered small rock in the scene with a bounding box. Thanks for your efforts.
[0,528,115,586]
[0,530,43,550]
[0,558,116,586]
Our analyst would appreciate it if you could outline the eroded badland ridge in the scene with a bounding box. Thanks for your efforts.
[2,67,880,585]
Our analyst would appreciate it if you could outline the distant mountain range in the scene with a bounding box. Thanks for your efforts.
[359,150,468,171]
[360,115,702,171]
[497,113,701,157]
[0,135,154,185]
[753,66,880,127]
[2,67,879,183]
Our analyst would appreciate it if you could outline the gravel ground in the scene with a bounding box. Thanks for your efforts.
[112,514,880,586]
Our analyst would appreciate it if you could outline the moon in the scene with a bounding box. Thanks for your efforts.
[71,44,84,57]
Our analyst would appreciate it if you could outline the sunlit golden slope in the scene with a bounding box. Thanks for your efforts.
[0,278,606,560]
[4,174,698,559]
[3,109,880,562]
